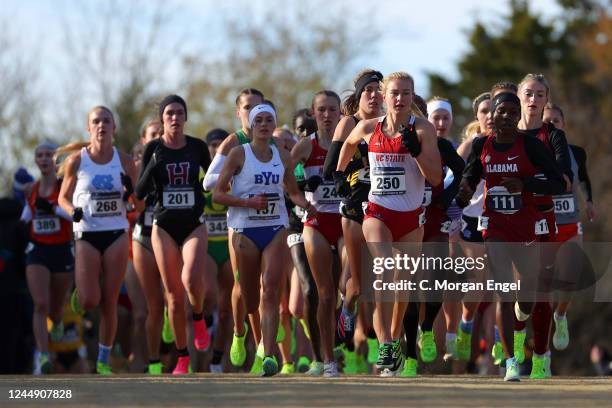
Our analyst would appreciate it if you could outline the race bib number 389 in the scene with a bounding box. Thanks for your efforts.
[371,167,406,196]
[33,216,61,235]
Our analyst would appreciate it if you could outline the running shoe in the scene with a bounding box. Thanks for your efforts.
[49,321,64,343]
[504,357,520,382]
[209,363,223,374]
[96,361,113,375]
[381,341,404,377]
[297,356,311,373]
[250,342,264,375]
[553,313,569,350]
[230,323,249,367]
[456,327,472,362]
[172,356,190,375]
[39,353,52,375]
[262,356,279,377]
[443,337,457,362]
[280,362,295,374]
[148,362,163,375]
[343,349,358,375]
[399,357,417,377]
[276,323,285,343]
[376,342,394,369]
[529,355,547,380]
[356,354,369,374]
[514,331,526,364]
[193,318,211,351]
[544,354,552,378]
[418,330,437,363]
[514,302,530,322]
[305,361,324,376]
[366,338,379,364]
[162,306,175,344]
[70,289,84,316]
[336,307,355,343]
[491,341,504,366]
[323,361,339,378]
[299,318,311,340]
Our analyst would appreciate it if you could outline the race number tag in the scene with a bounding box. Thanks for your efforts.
[33,216,60,235]
[357,167,370,184]
[422,185,432,206]
[286,233,303,248]
[248,193,281,220]
[440,220,451,233]
[90,192,122,217]
[553,194,575,214]
[144,210,154,227]
[371,167,406,195]
[535,218,550,236]
[485,186,522,214]
[162,186,195,209]
[477,216,489,231]
[314,182,341,204]
[293,205,305,219]
[206,215,228,237]
[418,211,426,226]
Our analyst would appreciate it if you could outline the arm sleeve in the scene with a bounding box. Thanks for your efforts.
[203,153,226,191]
[461,136,485,191]
[54,205,72,221]
[20,204,32,223]
[135,141,157,200]
[437,138,465,209]
[570,145,593,203]
[524,137,566,195]
[323,141,343,181]
[549,127,574,181]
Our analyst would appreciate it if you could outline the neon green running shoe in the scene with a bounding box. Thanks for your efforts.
[343,349,358,375]
[366,338,379,364]
[492,341,504,366]
[70,289,84,316]
[297,356,311,373]
[514,330,526,364]
[529,355,547,380]
[456,327,472,362]
[230,322,249,367]
[504,357,520,382]
[276,323,285,343]
[400,357,417,377]
[148,361,163,375]
[418,330,437,363]
[249,342,264,374]
[356,353,369,374]
[162,306,175,344]
[49,321,64,343]
[262,356,278,377]
[280,362,295,375]
[96,361,113,375]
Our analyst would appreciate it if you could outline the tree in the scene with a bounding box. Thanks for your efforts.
[183,2,376,136]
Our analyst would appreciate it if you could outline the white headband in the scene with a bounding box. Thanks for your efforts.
[427,100,453,118]
[249,104,277,129]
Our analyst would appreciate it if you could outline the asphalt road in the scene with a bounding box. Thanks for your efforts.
[1,374,611,407]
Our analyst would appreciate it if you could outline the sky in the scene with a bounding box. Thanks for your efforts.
[3,0,564,127]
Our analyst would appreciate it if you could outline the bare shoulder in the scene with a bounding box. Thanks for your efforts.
[219,133,241,155]
[65,151,82,174]
[333,116,358,142]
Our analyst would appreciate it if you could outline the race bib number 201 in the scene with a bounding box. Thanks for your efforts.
[163,186,195,209]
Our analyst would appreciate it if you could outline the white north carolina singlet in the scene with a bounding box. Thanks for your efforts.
[73,147,128,232]
[227,144,288,229]
[368,116,425,212]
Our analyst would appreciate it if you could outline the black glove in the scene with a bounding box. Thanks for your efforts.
[121,173,134,201]
[35,198,54,214]
[400,124,422,157]
[72,207,83,222]
[304,175,323,193]
[333,171,351,198]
